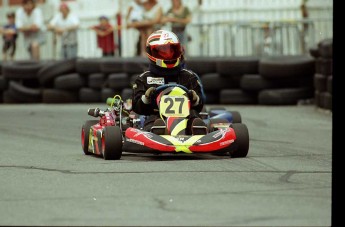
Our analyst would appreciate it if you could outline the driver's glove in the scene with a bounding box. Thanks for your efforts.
[188,90,200,106]
[142,87,156,104]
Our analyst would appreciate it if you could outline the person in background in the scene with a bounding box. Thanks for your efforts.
[36,0,56,25]
[90,16,116,57]
[48,3,79,59]
[162,0,191,49]
[15,0,45,60]
[1,12,18,61]
[127,0,163,56]
[132,30,207,135]
[300,0,309,54]
[126,0,144,56]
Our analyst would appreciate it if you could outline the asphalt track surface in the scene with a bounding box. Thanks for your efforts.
[0,104,332,226]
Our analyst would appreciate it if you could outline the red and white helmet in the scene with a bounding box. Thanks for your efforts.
[146,30,183,69]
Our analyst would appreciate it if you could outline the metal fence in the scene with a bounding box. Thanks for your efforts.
[0,17,332,60]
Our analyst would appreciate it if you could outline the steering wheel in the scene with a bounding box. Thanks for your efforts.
[150,84,190,107]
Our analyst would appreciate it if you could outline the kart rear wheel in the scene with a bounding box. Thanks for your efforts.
[230,111,242,123]
[81,120,99,155]
[229,123,249,158]
[102,126,123,160]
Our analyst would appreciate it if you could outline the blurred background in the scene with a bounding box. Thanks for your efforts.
[0,0,333,60]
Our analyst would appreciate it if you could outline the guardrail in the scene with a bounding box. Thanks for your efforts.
[0,18,332,61]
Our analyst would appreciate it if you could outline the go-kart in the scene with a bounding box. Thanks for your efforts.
[81,84,249,160]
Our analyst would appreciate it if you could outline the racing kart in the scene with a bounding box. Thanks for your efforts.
[81,84,249,160]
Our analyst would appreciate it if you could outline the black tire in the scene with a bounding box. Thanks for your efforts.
[320,92,332,110]
[204,91,220,104]
[318,38,332,59]
[2,60,44,80]
[229,123,249,158]
[309,44,320,58]
[314,91,321,108]
[327,76,332,94]
[240,74,305,92]
[216,56,259,77]
[8,81,42,103]
[230,111,242,123]
[54,73,86,90]
[121,88,133,101]
[123,57,149,74]
[102,126,123,160]
[101,88,121,103]
[259,55,315,79]
[42,89,79,103]
[0,76,8,91]
[38,59,76,86]
[100,58,124,74]
[76,58,102,75]
[314,74,327,92]
[258,87,313,105]
[220,89,257,104]
[185,56,218,75]
[79,88,101,103]
[3,90,20,103]
[81,120,99,155]
[201,73,239,90]
[107,73,129,89]
[315,58,332,76]
[88,73,106,89]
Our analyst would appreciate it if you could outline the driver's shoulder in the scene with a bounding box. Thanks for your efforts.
[137,71,152,79]
[181,69,197,76]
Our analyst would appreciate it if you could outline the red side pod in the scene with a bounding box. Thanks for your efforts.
[125,128,176,152]
[189,128,237,152]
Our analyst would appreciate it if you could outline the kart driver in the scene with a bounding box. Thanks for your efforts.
[132,29,207,135]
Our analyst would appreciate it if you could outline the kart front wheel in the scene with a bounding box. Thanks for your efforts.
[102,126,123,160]
[229,123,249,158]
[81,120,99,155]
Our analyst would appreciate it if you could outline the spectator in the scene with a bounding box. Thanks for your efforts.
[15,0,45,60]
[1,12,18,61]
[126,0,144,23]
[126,0,144,56]
[162,0,191,48]
[36,0,56,25]
[90,16,116,57]
[48,3,79,59]
[127,0,163,56]
[300,0,309,54]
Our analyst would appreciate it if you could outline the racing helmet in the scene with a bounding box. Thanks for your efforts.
[146,30,183,69]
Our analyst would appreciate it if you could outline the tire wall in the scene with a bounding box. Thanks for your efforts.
[0,40,331,108]
[310,38,333,111]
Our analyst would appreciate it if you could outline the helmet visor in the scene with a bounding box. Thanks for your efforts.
[150,43,182,60]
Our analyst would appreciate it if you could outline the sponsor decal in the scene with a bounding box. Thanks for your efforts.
[213,129,228,139]
[220,139,234,147]
[127,138,144,146]
[133,131,153,139]
[147,77,164,85]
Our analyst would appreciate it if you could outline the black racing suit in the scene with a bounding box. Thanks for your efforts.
[132,63,206,131]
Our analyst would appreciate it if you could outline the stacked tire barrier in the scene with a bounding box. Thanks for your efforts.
[309,38,333,111]
[0,53,321,105]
